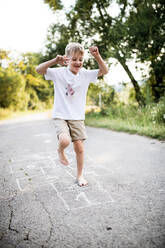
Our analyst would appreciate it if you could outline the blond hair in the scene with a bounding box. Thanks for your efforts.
[65,42,84,57]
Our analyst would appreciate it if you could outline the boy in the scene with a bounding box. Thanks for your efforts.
[36,43,108,186]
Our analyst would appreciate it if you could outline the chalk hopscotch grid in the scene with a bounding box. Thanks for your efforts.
[50,182,114,211]
[50,174,114,211]
[9,150,114,210]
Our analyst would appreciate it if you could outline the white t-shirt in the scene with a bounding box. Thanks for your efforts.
[45,66,99,120]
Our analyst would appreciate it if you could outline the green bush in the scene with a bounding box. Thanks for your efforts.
[0,67,28,111]
[87,96,165,126]
[145,96,165,124]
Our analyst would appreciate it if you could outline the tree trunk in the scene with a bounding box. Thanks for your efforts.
[151,59,165,102]
[152,73,164,102]
[116,53,145,106]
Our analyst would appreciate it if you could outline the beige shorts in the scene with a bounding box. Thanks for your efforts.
[53,118,87,142]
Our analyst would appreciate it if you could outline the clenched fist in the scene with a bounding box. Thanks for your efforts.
[89,46,100,57]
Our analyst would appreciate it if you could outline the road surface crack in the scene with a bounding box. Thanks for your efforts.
[34,193,54,245]
[8,192,19,234]
[8,208,19,234]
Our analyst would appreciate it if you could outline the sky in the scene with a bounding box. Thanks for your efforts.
[0,0,148,86]
[0,0,56,53]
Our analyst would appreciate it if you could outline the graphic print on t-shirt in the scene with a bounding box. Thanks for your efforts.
[65,84,75,96]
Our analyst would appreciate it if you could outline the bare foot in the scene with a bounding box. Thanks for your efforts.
[57,149,69,166]
[76,176,88,187]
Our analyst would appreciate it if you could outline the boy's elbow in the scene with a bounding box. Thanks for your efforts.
[103,67,109,75]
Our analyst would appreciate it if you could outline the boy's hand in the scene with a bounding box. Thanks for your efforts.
[89,46,108,76]
[89,46,100,58]
[55,55,69,66]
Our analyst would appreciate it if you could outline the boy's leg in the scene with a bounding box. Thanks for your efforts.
[53,119,71,166]
[67,120,88,186]
[73,140,88,186]
[58,133,70,165]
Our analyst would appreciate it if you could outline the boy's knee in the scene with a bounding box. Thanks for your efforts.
[74,140,84,154]
[59,133,70,147]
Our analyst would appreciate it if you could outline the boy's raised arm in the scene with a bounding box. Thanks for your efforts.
[36,55,69,75]
[89,46,108,77]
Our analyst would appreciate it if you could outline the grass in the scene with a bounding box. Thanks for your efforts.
[85,114,165,140]
[0,108,51,121]
[85,103,165,141]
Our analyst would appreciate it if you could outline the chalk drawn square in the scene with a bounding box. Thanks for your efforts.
[41,166,67,180]
[34,159,55,168]
[86,189,114,205]
[51,175,114,210]
[60,190,91,210]
[14,166,44,178]
[56,187,113,210]
[16,175,57,191]
[52,177,76,193]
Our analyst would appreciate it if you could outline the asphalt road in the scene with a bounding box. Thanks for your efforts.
[0,113,165,248]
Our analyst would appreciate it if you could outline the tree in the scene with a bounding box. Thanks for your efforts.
[43,0,63,11]
[0,66,28,110]
[125,0,165,101]
[0,50,10,65]
[42,23,70,62]
[43,0,145,106]
[18,52,54,109]
[0,50,54,110]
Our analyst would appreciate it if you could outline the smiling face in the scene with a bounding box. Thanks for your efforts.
[68,52,84,75]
